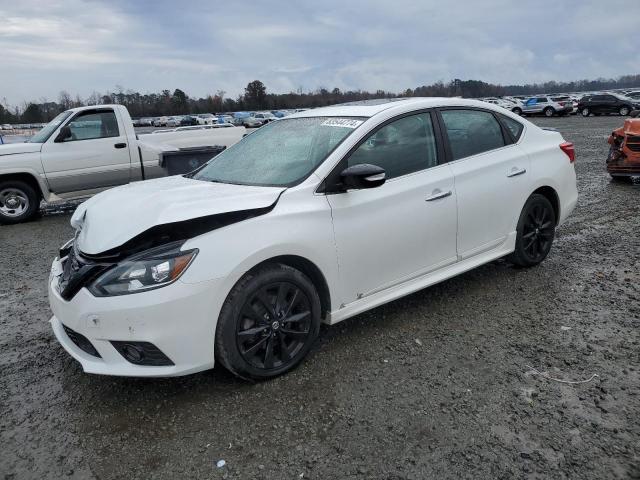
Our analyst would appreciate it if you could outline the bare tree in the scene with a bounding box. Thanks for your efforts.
[58,91,73,110]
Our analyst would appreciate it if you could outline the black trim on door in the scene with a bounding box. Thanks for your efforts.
[318,108,446,194]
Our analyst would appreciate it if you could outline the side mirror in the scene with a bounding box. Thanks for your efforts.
[340,164,386,190]
[54,126,72,143]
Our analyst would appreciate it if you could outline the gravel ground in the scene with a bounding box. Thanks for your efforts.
[1,115,639,480]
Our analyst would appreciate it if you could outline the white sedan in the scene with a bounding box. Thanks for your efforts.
[48,98,577,380]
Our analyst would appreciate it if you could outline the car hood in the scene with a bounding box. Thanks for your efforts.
[72,175,285,255]
[0,143,42,156]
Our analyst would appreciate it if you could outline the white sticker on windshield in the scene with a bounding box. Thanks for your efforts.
[321,118,363,129]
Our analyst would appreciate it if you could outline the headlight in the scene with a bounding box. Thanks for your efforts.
[88,243,198,297]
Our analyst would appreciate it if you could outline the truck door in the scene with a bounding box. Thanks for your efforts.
[40,108,132,194]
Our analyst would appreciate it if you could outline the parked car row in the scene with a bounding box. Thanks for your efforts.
[0,122,47,130]
[480,90,640,118]
[130,109,309,130]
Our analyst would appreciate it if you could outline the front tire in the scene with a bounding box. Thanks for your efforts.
[507,194,556,267]
[512,107,522,115]
[215,264,321,380]
[619,106,630,116]
[543,107,555,117]
[0,180,39,224]
[581,108,590,117]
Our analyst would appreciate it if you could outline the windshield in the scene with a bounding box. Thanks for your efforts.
[193,117,364,187]
[28,111,73,143]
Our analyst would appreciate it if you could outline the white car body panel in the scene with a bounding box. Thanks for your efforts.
[72,175,285,255]
[139,125,245,149]
[450,142,531,258]
[327,163,457,304]
[48,97,578,377]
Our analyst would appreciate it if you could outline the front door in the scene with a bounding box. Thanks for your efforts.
[326,112,458,304]
[40,108,132,194]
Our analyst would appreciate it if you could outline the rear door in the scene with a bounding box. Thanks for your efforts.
[602,95,617,114]
[438,108,531,259]
[40,108,132,194]
[326,111,458,303]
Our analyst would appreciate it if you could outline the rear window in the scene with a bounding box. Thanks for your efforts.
[440,109,506,160]
[498,114,524,141]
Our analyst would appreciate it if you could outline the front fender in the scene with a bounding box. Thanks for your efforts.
[180,190,342,311]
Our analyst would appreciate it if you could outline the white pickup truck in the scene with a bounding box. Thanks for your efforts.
[0,104,246,224]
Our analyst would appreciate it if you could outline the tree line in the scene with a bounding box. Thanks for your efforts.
[2,74,639,124]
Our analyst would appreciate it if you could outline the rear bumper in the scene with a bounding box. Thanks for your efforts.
[558,166,578,226]
[48,257,225,377]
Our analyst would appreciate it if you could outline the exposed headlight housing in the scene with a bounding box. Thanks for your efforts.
[88,242,198,297]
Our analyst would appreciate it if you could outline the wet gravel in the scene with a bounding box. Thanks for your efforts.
[1,115,639,479]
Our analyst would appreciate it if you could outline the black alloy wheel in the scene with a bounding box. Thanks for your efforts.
[237,282,312,370]
[507,194,556,267]
[215,264,321,380]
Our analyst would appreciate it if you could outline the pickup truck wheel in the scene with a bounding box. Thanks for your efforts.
[619,106,630,116]
[215,264,321,381]
[0,180,39,224]
[543,107,555,117]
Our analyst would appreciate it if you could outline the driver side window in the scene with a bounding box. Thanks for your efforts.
[65,110,120,141]
[347,112,438,179]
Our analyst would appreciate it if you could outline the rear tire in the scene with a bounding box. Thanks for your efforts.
[512,107,522,115]
[215,264,321,381]
[581,108,590,117]
[619,106,630,116]
[507,194,556,268]
[0,180,39,224]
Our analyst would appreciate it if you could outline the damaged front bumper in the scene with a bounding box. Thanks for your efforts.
[48,257,225,377]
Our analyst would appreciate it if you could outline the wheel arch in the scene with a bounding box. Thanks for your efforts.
[247,255,332,320]
[531,185,560,225]
[0,172,45,200]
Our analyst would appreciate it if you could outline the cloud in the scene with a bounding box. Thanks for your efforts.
[0,0,638,106]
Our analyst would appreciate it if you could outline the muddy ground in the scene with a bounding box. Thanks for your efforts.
[1,115,638,479]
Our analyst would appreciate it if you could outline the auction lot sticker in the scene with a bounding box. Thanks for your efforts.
[321,118,364,128]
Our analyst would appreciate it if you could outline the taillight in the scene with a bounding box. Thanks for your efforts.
[560,142,575,163]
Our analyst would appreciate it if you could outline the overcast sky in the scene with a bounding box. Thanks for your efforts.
[1,0,639,106]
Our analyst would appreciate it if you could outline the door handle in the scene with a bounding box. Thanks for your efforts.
[114,143,127,149]
[425,189,452,202]
[507,167,526,178]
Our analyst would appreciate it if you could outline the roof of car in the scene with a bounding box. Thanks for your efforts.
[287,97,495,119]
